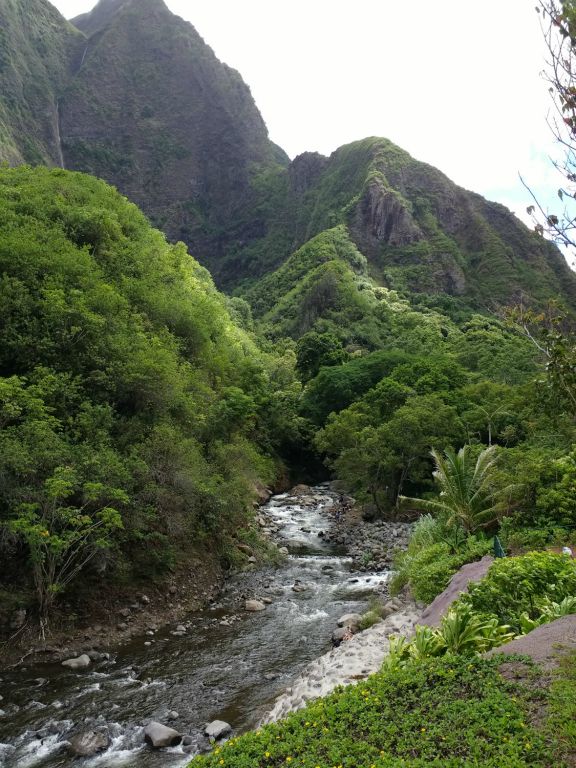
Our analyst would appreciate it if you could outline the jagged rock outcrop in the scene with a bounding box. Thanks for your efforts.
[351,175,423,250]
[71,0,130,36]
[289,152,329,194]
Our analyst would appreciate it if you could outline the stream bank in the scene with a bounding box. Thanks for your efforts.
[0,484,411,767]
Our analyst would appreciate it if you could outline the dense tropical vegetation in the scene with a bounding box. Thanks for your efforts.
[190,549,576,766]
[0,166,303,627]
[3,158,576,629]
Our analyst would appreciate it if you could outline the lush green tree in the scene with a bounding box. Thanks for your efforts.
[10,467,125,631]
[318,394,463,515]
[526,1,576,249]
[295,331,348,382]
[536,447,576,528]
[401,445,516,533]
[0,167,293,621]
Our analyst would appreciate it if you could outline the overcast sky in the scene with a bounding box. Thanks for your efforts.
[50,0,568,236]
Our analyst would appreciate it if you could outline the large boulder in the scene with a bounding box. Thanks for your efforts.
[204,720,232,740]
[337,613,362,630]
[144,722,182,748]
[245,599,266,612]
[68,731,109,757]
[485,614,576,669]
[61,654,91,670]
[420,556,494,627]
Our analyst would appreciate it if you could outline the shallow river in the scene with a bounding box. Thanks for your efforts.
[0,485,389,767]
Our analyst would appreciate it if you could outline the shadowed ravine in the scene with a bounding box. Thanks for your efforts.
[0,485,390,767]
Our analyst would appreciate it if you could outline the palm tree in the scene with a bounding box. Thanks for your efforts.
[401,445,515,534]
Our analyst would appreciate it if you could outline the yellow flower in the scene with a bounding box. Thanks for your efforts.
[421,727,426,732]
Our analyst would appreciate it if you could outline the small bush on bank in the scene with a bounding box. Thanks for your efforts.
[498,518,571,552]
[384,604,515,669]
[390,535,492,604]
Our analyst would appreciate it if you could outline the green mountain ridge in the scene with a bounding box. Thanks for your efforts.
[232,137,576,313]
[0,0,83,165]
[0,0,573,316]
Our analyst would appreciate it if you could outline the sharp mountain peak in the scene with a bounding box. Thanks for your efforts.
[71,0,169,36]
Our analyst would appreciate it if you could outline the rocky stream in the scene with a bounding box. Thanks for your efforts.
[0,485,412,768]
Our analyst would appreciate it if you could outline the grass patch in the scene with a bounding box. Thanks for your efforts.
[546,650,576,763]
[189,654,572,768]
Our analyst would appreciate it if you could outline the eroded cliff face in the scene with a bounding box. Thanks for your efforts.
[351,175,423,250]
[0,0,82,166]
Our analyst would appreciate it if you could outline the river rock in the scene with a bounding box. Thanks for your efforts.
[144,721,182,748]
[245,599,266,612]
[68,730,110,757]
[278,546,289,555]
[87,650,110,662]
[337,613,362,629]
[204,720,232,740]
[237,543,253,555]
[141,594,150,604]
[167,710,179,720]
[118,607,131,618]
[331,627,350,644]
[62,654,91,670]
[291,484,311,495]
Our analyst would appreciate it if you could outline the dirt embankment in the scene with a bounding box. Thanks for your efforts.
[0,554,225,667]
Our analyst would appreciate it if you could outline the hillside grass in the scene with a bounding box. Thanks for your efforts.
[190,653,576,768]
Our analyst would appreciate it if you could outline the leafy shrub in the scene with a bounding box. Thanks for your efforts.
[519,595,576,634]
[536,448,576,528]
[499,517,571,552]
[391,536,492,604]
[458,551,576,631]
[358,609,382,631]
[384,604,515,670]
